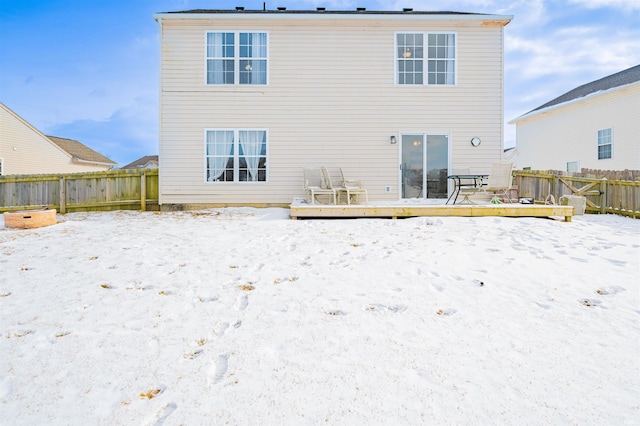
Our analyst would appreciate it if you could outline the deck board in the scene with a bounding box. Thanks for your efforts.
[290,204,574,222]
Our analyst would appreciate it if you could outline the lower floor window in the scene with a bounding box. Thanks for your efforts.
[566,161,579,172]
[206,129,267,182]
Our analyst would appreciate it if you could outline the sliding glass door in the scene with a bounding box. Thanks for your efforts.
[400,133,449,199]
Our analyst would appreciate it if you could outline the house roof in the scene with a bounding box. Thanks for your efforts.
[156,8,512,24]
[163,9,484,15]
[518,64,640,119]
[121,155,158,169]
[47,136,116,165]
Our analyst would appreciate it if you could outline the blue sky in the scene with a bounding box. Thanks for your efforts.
[1,0,638,166]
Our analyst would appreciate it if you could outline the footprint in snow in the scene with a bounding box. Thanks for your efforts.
[182,350,203,360]
[144,402,177,426]
[595,286,625,295]
[6,330,35,338]
[212,322,229,337]
[365,304,407,313]
[534,302,551,310]
[605,258,626,267]
[208,354,230,386]
[236,294,248,311]
[579,298,603,308]
[431,284,444,292]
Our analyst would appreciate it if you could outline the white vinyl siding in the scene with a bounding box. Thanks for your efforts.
[159,15,508,205]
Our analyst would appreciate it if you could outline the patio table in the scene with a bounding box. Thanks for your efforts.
[446,174,488,204]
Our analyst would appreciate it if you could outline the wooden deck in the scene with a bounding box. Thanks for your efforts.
[290,203,575,221]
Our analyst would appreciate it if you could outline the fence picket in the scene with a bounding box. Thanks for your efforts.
[514,170,639,218]
[0,169,159,213]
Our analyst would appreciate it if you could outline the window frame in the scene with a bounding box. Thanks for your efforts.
[204,128,269,183]
[395,31,457,86]
[566,161,580,173]
[205,31,269,86]
[597,128,613,160]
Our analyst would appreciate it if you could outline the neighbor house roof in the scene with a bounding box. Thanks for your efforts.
[121,155,158,169]
[511,64,640,123]
[47,136,116,166]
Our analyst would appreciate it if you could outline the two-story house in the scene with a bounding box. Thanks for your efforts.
[510,64,640,172]
[154,8,512,209]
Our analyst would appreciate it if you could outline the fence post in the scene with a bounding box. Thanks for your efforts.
[140,172,147,212]
[59,176,66,214]
[599,178,607,214]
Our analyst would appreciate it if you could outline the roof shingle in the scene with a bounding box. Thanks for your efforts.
[47,136,116,165]
[529,64,640,114]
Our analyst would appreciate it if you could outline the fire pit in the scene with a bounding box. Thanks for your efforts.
[4,209,57,229]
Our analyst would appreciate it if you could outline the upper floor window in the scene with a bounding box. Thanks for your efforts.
[206,129,267,182]
[396,32,456,85]
[206,32,268,85]
[597,128,612,160]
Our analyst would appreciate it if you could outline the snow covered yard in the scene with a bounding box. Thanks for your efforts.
[1,209,638,425]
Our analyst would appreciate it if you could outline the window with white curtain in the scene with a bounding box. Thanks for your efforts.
[396,32,456,85]
[597,128,612,160]
[205,129,267,182]
[206,32,267,85]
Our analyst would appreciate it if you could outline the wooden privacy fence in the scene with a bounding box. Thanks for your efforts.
[0,169,159,213]
[514,170,640,218]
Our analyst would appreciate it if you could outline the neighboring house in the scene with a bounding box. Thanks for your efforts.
[154,8,512,208]
[0,102,116,175]
[510,65,640,172]
[121,155,159,169]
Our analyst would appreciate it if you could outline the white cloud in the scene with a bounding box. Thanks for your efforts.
[567,0,640,11]
[297,0,358,8]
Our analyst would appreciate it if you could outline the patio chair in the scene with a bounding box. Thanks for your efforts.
[321,166,368,205]
[480,162,514,203]
[338,167,368,204]
[451,167,478,204]
[303,168,336,204]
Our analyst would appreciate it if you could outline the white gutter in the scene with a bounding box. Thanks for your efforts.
[509,79,640,124]
[71,157,116,167]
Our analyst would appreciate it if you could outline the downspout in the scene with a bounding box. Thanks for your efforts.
[155,16,163,207]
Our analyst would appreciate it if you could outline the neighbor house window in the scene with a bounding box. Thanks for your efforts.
[597,128,612,160]
[206,32,267,85]
[0,157,3,175]
[396,32,456,85]
[205,129,267,182]
[566,161,579,172]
